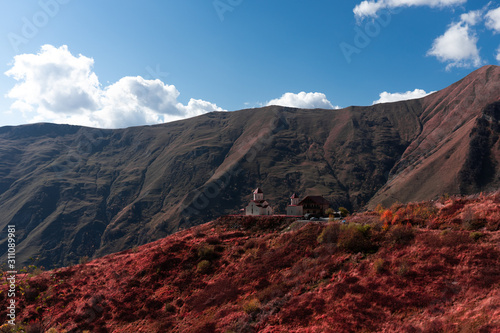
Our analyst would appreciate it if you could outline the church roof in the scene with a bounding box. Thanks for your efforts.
[251,199,269,208]
[291,193,299,199]
[299,196,330,206]
[254,188,263,194]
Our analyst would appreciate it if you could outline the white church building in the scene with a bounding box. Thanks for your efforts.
[245,188,273,216]
[286,193,304,216]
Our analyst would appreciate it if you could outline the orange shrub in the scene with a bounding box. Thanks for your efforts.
[380,209,393,224]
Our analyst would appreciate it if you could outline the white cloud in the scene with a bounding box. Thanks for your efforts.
[353,1,385,18]
[266,92,339,109]
[5,45,100,115]
[354,0,466,19]
[427,20,482,70]
[496,46,500,62]
[460,9,483,26]
[4,45,224,128]
[486,7,500,33]
[373,88,434,104]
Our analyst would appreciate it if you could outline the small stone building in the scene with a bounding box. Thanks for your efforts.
[286,193,303,216]
[245,188,273,216]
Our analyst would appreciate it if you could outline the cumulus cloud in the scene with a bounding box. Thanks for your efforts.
[266,92,339,109]
[373,88,434,104]
[427,18,482,70]
[4,45,224,128]
[354,0,466,19]
[460,9,484,26]
[486,6,500,33]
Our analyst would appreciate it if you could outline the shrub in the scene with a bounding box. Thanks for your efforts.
[317,224,340,244]
[243,298,261,314]
[197,245,217,260]
[338,224,375,253]
[24,286,40,302]
[197,260,211,274]
[360,224,372,234]
[206,236,221,245]
[387,224,415,246]
[257,283,286,303]
[462,206,486,230]
[193,322,216,333]
[390,202,403,212]
[380,209,393,224]
[469,231,484,241]
[373,258,386,274]
[164,302,176,313]
[339,207,350,217]
[1,324,29,333]
[325,208,335,216]
[375,204,385,215]
[413,204,438,222]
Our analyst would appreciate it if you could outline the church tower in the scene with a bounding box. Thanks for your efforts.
[253,188,264,201]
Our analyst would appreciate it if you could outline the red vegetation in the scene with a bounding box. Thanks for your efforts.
[1,194,500,332]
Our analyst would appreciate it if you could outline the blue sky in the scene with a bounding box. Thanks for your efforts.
[0,0,499,128]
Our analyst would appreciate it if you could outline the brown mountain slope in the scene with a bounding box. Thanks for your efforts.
[0,66,499,269]
[368,65,500,207]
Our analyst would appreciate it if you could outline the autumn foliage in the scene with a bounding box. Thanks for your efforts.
[1,193,500,332]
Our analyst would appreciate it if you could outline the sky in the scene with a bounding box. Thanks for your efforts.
[0,0,499,128]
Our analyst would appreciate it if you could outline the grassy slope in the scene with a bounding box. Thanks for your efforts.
[1,193,500,332]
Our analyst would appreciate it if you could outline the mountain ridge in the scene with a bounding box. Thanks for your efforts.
[369,65,500,207]
[1,65,499,268]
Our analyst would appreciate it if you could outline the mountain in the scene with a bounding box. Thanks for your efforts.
[2,194,499,332]
[0,65,499,269]
[369,65,500,207]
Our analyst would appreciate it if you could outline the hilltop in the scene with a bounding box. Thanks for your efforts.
[0,65,499,268]
[1,192,499,332]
